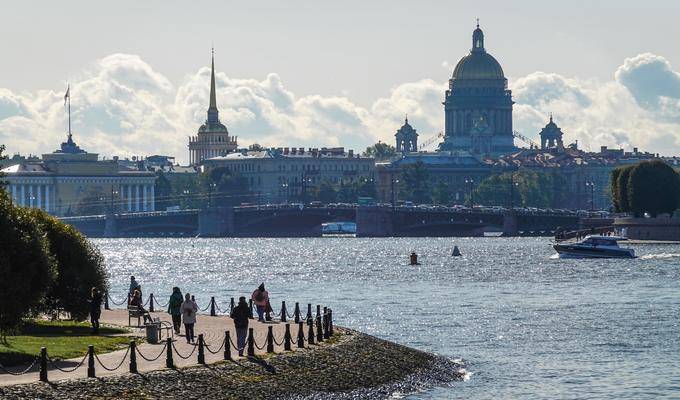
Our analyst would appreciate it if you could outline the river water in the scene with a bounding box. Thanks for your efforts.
[95,237,680,399]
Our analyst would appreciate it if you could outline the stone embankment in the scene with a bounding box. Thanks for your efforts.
[0,329,463,399]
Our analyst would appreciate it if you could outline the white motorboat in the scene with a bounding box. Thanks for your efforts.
[553,235,635,259]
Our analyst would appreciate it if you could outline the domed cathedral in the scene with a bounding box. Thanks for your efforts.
[188,49,238,165]
[439,22,515,155]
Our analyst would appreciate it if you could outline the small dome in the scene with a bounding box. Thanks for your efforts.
[452,52,505,80]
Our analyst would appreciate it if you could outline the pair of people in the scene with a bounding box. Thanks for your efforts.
[166,288,198,343]
[228,283,272,356]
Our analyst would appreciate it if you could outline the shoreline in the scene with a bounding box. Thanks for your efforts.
[0,328,463,399]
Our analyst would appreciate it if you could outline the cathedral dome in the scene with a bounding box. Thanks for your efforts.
[452,24,505,80]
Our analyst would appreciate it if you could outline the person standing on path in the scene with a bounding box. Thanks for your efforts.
[180,293,198,343]
[251,283,271,322]
[89,287,103,334]
[230,296,250,357]
[168,287,183,335]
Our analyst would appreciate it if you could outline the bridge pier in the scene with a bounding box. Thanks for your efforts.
[198,207,233,237]
[502,212,518,237]
[104,214,118,237]
[356,207,393,237]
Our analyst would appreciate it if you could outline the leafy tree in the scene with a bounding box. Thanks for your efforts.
[363,142,397,160]
[616,165,635,212]
[474,170,567,208]
[627,160,680,217]
[432,182,453,205]
[317,182,337,203]
[355,178,377,199]
[400,161,431,204]
[336,182,356,203]
[30,209,108,320]
[75,188,109,216]
[199,167,251,207]
[610,167,622,212]
[248,143,264,151]
[154,171,173,211]
[0,192,57,340]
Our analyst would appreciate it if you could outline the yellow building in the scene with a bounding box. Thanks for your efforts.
[2,134,156,216]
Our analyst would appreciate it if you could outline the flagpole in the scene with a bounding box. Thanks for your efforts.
[67,85,71,139]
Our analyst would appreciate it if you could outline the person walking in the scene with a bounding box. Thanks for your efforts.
[251,283,270,322]
[89,287,103,334]
[167,287,183,334]
[180,293,198,344]
[230,296,250,356]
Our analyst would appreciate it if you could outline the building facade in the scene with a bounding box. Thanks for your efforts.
[188,52,238,165]
[203,147,375,203]
[439,23,515,155]
[2,134,156,216]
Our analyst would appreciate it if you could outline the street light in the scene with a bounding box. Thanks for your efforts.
[281,183,289,204]
[391,176,399,208]
[585,180,595,211]
[465,178,475,208]
[110,188,119,214]
[208,182,217,208]
[509,174,519,209]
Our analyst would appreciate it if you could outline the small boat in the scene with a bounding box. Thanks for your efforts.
[553,235,635,259]
[452,246,461,257]
[321,221,356,236]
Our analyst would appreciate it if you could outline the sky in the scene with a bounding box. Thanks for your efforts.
[1,0,680,164]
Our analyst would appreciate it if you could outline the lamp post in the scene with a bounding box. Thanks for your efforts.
[390,175,399,208]
[110,187,119,214]
[208,183,217,209]
[281,183,289,204]
[465,177,475,208]
[585,180,595,211]
[182,189,190,209]
[509,174,519,209]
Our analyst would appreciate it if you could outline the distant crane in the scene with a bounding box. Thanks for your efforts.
[417,131,444,151]
[512,130,540,149]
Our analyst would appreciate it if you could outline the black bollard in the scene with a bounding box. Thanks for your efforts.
[280,301,287,322]
[323,310,329,339]
[297,322,305,348]
[104,293,110,310]
[307,319,315,345]
[306,303,312,323]
[316,304,321,321]
[266,326,274,353]
[224,331,232,360]
[329,309,334,335]
[210,297,216,317]
[39,347,48,382]
[284,323,292,351]
[316,315,323,342]
[149,293,155,313]
[166,337,174,368]
[198,334,205,364]
[294,302,300,324]
[230,297,235,313]
[248,299,254,319]
[247,328,255,357]
[129,341,138,373]
[87,345,95,378]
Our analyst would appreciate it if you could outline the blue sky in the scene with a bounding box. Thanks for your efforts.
[1,0,679,163]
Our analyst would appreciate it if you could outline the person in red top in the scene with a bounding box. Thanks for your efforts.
[251,283,271,322]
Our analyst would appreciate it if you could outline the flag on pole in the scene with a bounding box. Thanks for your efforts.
[64,85,70,106]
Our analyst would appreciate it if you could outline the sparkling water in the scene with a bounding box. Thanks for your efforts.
[96,237,680,399]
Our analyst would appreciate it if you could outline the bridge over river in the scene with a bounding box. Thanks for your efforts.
[60,205,582,238]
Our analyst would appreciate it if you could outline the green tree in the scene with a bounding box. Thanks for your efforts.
[616,165,635,212]
[30,209,108,320]
[317,182,337,203]
[474,170,567,208]
[154,171,173,211]
[199,167,251,207]
[432,182,453,205]
[336,182,356,203]
[75,188,108,216]
[0,192,57,340]
[355,178,377,199]
[363,142,397,160]
[610,167,622,212]
[627,160,680,217]
[400,162,431,204]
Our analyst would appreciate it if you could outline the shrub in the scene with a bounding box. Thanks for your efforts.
[616,165,635,213]
[29,209,108,320]
[0,192,57,339]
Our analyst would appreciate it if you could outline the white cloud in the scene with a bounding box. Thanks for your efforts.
[1,52,680,163]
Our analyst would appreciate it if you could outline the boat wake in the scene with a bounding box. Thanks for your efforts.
[640,253,680,260]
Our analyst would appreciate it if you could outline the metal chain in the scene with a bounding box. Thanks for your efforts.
[199,302,211,312]
[0,356,40,375]
[272,334,285,347]
[228,335,240,351]
[154,296,170,308]
[108,294,128,306]
[47,352,88,373]
[171,341,198,360]
[252,336,268,351]
[135,343,167,362]
[203,339,225,355]
[94,346,130,371]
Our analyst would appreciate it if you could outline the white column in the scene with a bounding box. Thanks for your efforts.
[45,185,50,212]
[20,185,25,206]
[150,184,155,211]
[37,185,42,209]
[11,185,17,203]
[135,185,140,212]
[127,185,132,212]
[28,185,34,207]
[142,185,148,211]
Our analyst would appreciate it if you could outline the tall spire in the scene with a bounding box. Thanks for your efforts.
[207,47,219,124]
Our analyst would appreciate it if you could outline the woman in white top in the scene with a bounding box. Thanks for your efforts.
[180,293,198,343]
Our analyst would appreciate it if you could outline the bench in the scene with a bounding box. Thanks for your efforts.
[127,305,146,327]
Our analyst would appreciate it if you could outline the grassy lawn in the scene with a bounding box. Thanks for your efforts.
[0,320,136,367]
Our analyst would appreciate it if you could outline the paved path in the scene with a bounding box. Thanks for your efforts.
[0,309,313,386]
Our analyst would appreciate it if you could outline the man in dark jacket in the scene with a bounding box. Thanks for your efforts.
[230,296,250,356]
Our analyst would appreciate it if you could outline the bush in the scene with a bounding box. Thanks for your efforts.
[29,209,108,320]
[615,165,635,213]
[628,160,680,217]
[610,167,622,212]
[0,192,57,338]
